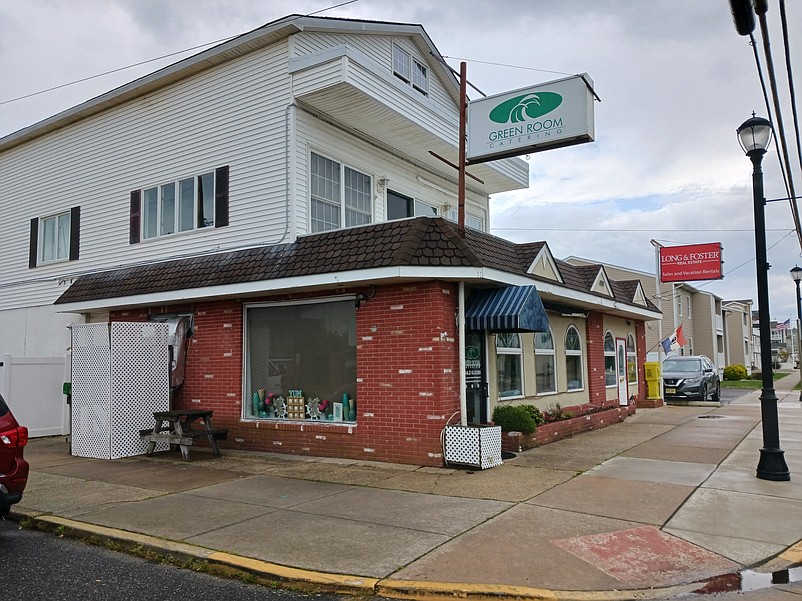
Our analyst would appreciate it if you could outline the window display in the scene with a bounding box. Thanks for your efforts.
[245,299,357,421]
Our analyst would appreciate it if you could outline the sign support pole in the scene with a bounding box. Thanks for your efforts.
[458,61,467,235]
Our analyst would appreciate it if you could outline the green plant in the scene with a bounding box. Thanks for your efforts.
[723,364,748,381]
[492,405,536,434]
[520,404,544,425]
[545,402,573,422]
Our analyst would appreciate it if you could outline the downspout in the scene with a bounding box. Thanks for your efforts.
[459,281,467,426]
[278,101,296,245]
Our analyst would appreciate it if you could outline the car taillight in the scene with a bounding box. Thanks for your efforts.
[0,426,28,449]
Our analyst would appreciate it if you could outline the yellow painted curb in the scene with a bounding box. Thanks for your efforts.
[779,539,802,566]
[377,579,558,601]
[9,512,752,601]
[207,551,378,592]
[375,579,700,601]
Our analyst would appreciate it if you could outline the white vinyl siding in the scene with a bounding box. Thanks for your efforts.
[296,111,491,235]
[0,40,292,313]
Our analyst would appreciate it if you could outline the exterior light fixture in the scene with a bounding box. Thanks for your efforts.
[738,114,790,481]
[791,265,802,403]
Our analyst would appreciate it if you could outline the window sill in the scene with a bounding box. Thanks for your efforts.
[243,418,357,431]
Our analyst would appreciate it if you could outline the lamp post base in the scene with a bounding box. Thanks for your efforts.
[757,448,790,481]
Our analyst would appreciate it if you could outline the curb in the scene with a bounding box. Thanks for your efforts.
[10,510,710,601]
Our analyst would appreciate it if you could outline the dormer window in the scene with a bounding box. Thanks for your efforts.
[393,43,428,96]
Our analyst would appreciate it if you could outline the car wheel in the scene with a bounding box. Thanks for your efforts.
[700,385,707,401]
[711,383,720,402]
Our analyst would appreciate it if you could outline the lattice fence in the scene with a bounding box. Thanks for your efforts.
[71,323,170,459]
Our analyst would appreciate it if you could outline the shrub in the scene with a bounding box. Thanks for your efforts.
[723,364,748,381]
[521,404,545,425]
[492,405,537,434]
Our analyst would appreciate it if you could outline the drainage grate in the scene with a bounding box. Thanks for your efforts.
[698,415,725,419]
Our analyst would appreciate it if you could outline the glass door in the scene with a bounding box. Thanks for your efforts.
[465,330,488,424]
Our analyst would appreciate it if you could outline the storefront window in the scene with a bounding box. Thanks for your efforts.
[496,333,522,398]
[604,331,616,387]
[627,334,638,383]
[245,299,357,422]
[534,330,556,394]
[565,326,583,390]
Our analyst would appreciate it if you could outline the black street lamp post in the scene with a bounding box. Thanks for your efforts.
[791,265,802,402]
[738,115,790,481]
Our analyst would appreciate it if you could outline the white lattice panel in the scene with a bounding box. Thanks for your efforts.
[110,322,170,459]
[71,322,170,459]
[444,425,503,470]
[71,324,112,458]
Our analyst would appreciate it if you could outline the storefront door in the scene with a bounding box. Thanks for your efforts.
[616,337,628,406]
[465,330,488,424]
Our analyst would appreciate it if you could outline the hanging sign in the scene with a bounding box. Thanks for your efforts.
[467,73,595,164]
[659,242,723,282]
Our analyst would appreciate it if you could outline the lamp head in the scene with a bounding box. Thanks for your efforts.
[737,115,773,155]
[791,265,802,283]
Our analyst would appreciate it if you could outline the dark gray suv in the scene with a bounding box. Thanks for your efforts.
[662,355,721,402]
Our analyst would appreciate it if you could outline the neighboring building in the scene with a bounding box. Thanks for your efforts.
[565,257,748,373]
[1,15,659,466]
[723,300,754,374]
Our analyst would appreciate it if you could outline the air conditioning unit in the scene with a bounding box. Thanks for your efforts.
[443,424,502,470]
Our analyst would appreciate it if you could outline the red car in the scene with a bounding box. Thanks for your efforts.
[0,392,28,516]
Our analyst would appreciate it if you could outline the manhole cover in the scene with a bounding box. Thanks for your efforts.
[698,415,725,419]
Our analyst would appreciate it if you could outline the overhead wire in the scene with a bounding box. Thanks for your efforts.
[751,2,802,248]
[0,0,360,107]
[779,0,802,218]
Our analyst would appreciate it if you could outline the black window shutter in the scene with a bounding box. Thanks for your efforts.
[214,165,229,228]
[129,190,141,244]
[69,206,81,261]
[28,217,39,268]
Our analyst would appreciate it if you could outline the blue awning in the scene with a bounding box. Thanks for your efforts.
[465,286,549,333]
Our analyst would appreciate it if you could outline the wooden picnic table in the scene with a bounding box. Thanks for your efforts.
[139,409,227,461]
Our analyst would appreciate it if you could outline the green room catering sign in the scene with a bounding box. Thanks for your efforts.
[467,73,595,164]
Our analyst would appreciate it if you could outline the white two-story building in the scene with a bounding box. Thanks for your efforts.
[0,15,659,465]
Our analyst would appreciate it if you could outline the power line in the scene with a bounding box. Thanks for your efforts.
[751,4,802,248]
[0,1,360,107]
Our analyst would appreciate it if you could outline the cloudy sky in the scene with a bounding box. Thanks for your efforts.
[2,1,802,320]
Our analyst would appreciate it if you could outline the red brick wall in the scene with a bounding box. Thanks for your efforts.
[585,311,607,405]
[111,282,460,466]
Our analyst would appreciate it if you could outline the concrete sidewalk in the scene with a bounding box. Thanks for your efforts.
[12,375,802,600]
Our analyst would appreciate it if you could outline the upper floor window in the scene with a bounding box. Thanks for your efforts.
[387,190,438,221]
[446,208,485,232]
[534,330,556,394]
[604,332,616,387]
[686,295,692,318]
[143,172,214,239]
[310,152,372,233]
[676,293,683,317]
[129,166,229,244]
[392,44,428,95]
[565,326,583,390]
[40,211,71,263]
[29,207,80,268]
[496,333,522,398]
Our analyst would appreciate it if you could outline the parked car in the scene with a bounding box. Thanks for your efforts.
[662,355,721,402]
[0,392,29,516]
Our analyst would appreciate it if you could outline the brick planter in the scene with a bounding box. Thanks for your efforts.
[501,404,636,454]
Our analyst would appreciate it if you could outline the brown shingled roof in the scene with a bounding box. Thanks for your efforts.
[54,217,658,314]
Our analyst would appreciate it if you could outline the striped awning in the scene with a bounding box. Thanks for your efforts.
[465,286,549,333]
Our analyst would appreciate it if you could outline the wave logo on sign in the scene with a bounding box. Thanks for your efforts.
[489,92,563,124]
